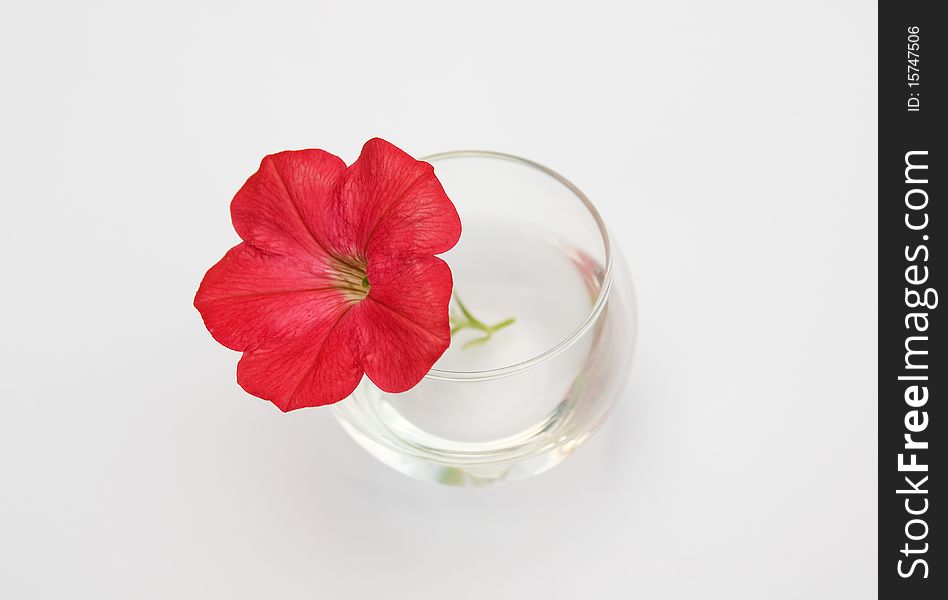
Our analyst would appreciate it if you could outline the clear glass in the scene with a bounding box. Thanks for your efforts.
[332,151,637,486]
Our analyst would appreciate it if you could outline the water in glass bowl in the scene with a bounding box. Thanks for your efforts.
[369,216,605,443]
[333,151,635,485]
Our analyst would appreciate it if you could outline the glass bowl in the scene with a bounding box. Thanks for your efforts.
[332,151,636,486]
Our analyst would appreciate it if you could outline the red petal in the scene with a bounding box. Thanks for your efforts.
[355,254,453,392]
[198,140,461,410]
[231,150,347,259]
[339,138,461,258]
[237,310,364,411]
[194,243,347,352]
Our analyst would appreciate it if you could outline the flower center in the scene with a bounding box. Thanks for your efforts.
[329,257,370,303]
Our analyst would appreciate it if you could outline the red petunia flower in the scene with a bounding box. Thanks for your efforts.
[194,138,461,411]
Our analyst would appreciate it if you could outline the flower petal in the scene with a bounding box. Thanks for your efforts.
[339,138,461,258]
[356,254,453,392]
[194,243,348,352]
[197,140,462,410]
[237,310,364,411]
[231,150,347,259]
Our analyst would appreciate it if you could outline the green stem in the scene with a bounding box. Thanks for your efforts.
[449,293,516,350]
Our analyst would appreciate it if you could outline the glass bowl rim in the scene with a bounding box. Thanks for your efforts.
[420,150,614,382]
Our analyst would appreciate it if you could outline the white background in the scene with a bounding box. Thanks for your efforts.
[0,1,877,598]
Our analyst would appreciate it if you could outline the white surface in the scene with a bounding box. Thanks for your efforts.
[0,1,876,598]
